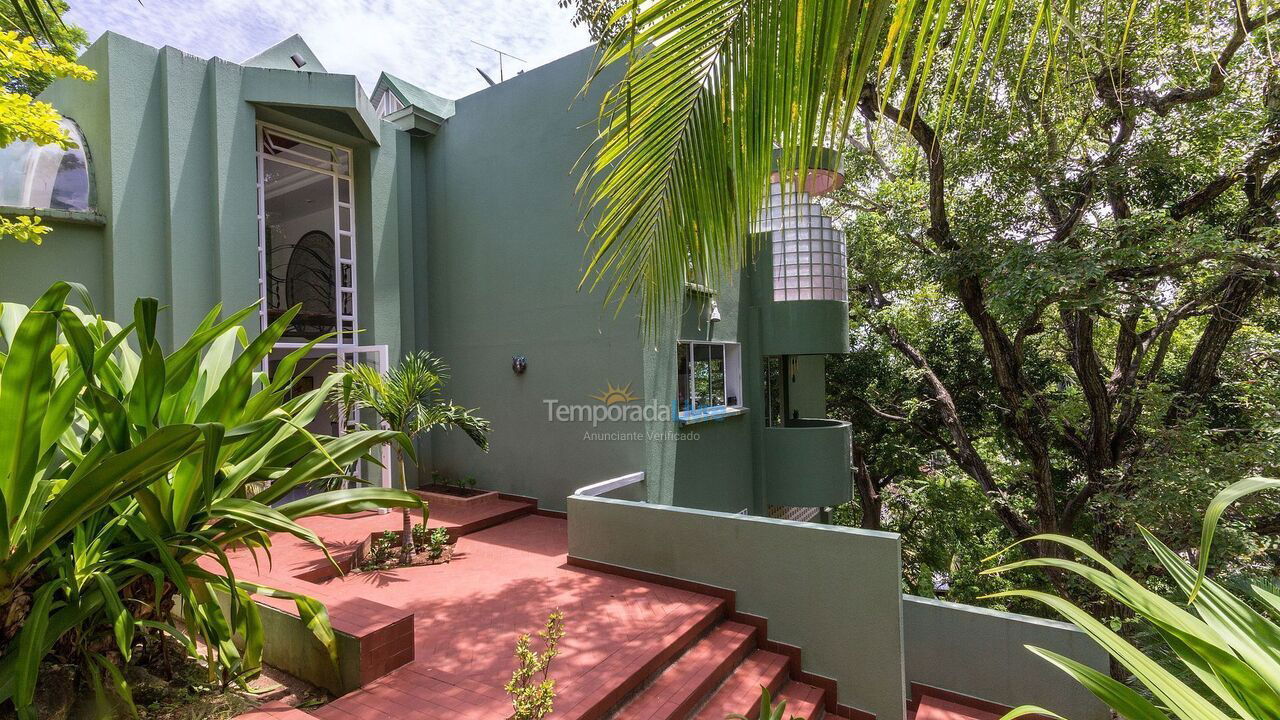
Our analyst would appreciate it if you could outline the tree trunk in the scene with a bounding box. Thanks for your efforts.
[852,445,882,530]
[398,447,415,564]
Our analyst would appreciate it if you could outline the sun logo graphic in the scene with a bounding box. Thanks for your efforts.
[591,381,639,405]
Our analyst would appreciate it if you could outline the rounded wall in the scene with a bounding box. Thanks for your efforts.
[762,418,853,507]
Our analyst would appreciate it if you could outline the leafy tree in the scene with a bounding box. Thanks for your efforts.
[0,0,87,95]
[337,352,491,564]
[0,15,93,244]
[830,0,1280,574]
[0,284,424,714]
[555,0,626,43]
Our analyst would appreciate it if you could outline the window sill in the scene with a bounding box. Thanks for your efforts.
[677,406,748,425]
[0,205,105,226]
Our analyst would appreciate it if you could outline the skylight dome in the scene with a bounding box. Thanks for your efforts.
[0,118,92,212]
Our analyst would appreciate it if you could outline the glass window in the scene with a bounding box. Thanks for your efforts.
[678,341,741,418]
[0,118,91,211]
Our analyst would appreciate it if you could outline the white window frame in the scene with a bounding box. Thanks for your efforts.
[677,340,744,422]
[255,121,358,360]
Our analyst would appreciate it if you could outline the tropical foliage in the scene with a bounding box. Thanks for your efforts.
[988,477,1280,720]
[0,282,423,716]
[337,351,490,563]
[1,0,87,95]
[1,2,94,243]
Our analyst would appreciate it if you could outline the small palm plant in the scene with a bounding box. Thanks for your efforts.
[986,476,1280,720]
[336,352,490,563]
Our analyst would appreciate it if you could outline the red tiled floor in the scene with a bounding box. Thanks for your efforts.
[314,515,724,720]
[692,649,791,720]
[227,509,727,720]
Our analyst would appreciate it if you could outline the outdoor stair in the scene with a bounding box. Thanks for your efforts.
[597,612,838,720]
[774,681,827,720]
[690,649,791,719]
[606,621,756,720]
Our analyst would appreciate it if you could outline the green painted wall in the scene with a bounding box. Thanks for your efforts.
[420,47,654,509]
[567,495,907,720]
[903,596,1110,720]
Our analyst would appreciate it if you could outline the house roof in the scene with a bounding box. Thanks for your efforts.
[374,72,455,121]
[243,34,328,73]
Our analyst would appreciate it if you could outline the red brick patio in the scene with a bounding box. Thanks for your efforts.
[222,497,996,720]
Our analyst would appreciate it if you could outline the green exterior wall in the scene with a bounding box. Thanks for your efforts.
[4,33,409,358]
[903,596,1110,720]
[419,48,654,509]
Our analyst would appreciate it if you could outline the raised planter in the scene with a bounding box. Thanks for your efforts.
[412,487,503,510]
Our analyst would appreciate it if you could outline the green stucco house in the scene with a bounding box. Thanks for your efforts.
[0,31,857,518]
[0,33,1116,720]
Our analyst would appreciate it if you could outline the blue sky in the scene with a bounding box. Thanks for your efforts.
[67,0,594,99]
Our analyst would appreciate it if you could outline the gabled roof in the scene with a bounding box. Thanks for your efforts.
[373,72,455,121]
[244,34,328,73]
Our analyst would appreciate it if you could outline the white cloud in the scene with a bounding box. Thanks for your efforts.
[66,0,593,99]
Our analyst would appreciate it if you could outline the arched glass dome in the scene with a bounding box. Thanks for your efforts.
[0,118,92,212]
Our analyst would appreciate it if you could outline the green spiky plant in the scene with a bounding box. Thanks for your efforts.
[0,282,424,716]
[986,476,1280,720]
[336,351,490,564]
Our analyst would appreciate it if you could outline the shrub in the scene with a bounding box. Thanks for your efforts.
[0,283,423,715]
[505,610,565,720]
[427,528,450,560]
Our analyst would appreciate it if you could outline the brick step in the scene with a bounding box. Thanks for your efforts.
[691,649,790,720]
[311,663,510,720]
[608,621,757,720]
[774,680,826,720]
[555,599,728,720]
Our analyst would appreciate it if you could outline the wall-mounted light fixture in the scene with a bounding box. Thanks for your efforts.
[709,299,721,323]
[512,356,527,374]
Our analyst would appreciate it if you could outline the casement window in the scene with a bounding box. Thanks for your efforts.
[676,341,743,420]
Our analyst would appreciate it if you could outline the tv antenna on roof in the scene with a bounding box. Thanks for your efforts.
[470,40,526,83]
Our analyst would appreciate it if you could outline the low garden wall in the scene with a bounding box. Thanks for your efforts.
[566,494,905,720]
[902,595,1109,720]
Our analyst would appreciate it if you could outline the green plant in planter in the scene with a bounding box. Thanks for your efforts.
[336,352,490,564]
[464,476,478,492]
[411,520,430,549]
[363,530,399,571]
[986,476,1280,720]
[0,282,424,715]
[427,527,450,560]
